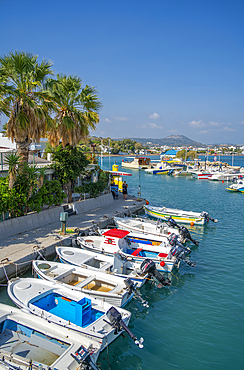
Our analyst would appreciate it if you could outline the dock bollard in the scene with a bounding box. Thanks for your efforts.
[60,212,68,234]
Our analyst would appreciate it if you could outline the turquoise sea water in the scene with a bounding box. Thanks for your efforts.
[1,155,243,370]
[97,155,244,370]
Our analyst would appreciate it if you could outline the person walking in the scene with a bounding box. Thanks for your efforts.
[122,181,128,200]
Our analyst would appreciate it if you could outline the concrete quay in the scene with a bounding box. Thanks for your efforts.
[0,193,145,283]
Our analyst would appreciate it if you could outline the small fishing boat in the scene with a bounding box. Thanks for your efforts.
[8,278,144,351]
[144,205,218,225]
[190,170,212,179]
[56,246,148,288]
[208,171,240,181]
[76,229,196,271]
[114,216,199,245]
[226,179,244,192]
[0,303,101,370]
[145,163,182,175]
[32,260,136,308]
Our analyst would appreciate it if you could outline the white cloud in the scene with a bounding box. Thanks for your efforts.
[223,127,236,132]
[239,121,244,125]
[137,124,147,129]
[199,130,208,134]
[149,113,160,120]
[188,120,205,127]
[209,121,222,127]
[104,118,111,123]
[113,116,128,121]
[148,122,163,129]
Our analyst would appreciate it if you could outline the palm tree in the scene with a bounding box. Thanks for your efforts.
[4,152,21,189]
[45,74,101,147]
[0,51,53,163]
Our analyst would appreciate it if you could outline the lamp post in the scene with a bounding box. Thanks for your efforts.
[109,139,111,170]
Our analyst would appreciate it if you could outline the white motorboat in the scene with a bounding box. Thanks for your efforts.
[226,179,244,193]
[32,260,135,308]
[114,216,199,245]
[76,229,196,272]
[121,156,151,169]
[0,303,101,370]
[208,171,240,181]
[56,246,148,288]
[145,162,182,175]
[8,278,144,351]
[144,205,218,226]
[190,170,212,179]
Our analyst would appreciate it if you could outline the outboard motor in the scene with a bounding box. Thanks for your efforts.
[166,217,178,228]
[168,234,191,254]
[140,259,171,286]
[124,278,149,307]
[71,345,99,370]
[200,211,218,223]
[167,217,199,246]
[178,225,199,246]
[168,234,196,267]
[104,306,144,348]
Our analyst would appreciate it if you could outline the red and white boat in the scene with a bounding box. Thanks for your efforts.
[190,170,212,179]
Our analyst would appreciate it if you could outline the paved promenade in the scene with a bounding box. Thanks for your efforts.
[0,194,145,282]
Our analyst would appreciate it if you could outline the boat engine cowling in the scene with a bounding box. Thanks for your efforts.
[178,225,199,246]
[168,234,191,254]
[124,278,149,307]
[170,244,196,267]
[140,259,171,286]
[200,211,218,223]
[166,217,178,228]
[105,306,144,348]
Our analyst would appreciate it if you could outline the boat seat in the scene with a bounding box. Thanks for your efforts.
[131,248,143,256]
[158,252,168,258]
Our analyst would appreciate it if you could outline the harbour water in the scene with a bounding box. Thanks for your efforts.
[97,155,244,370]
[1,155,244,369]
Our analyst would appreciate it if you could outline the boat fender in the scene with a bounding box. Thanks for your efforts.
[160,261,165,267]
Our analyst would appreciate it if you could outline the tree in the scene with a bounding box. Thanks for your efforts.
[51,144,89,202]
[45,74,101,147]
[4,152,21,189]
[0,51,53,163]
[176,150,187,161]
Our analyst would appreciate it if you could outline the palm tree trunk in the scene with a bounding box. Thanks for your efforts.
[8,174,15,189]
[16,136,30,164]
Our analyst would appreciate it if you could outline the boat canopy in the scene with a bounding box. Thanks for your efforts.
[103,229,130,238]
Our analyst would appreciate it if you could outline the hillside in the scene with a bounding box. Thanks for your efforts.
[129,135,206,147]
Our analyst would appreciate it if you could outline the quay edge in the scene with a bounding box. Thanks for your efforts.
[0,193,145,283]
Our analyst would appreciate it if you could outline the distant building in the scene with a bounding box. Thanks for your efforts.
[160,149,178,158]
[0,133,16,151]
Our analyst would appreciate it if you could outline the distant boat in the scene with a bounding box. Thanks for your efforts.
[145,161,183,175]
[226,179,244,192]
[144,205,218,225]
[122,156,151,169]
[0,303,101,369]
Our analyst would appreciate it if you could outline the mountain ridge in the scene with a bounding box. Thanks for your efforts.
[118,135,206,147]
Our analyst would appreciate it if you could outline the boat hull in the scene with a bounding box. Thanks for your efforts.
[144,206,206,225]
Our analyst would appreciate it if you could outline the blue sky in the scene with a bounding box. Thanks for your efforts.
[1,0,244,144]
